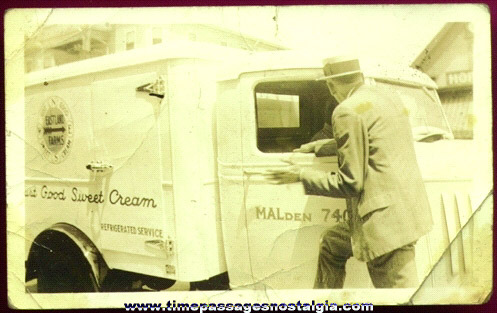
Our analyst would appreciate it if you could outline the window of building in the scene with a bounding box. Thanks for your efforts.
[188,33,197,41]
[43,54,56,68]
[126,31,135,50]
[438,89,473,139]
[255,80,336,153]
[152,27,162,45]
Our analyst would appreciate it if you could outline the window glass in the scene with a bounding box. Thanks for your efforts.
[126,31,135,50]
[188,33,197,41]
[152,28,162,45]
[254,79,451,153]
[256,93,300,128]
[255,81,336,153]
[438,89,473,139]
[376,81,451,138]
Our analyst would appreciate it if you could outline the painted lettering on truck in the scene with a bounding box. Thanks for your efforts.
[25,185,157,208]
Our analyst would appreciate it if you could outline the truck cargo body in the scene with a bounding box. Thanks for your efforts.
[24,43,243,287]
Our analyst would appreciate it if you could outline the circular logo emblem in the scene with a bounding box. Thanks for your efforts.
[37,96,74,164]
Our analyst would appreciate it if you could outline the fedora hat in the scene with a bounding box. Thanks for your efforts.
[318,56,362,80]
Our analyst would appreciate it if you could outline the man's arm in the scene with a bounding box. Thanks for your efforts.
[293,139,336,153]
[300,109,368,198]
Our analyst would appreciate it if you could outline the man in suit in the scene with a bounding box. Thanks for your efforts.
[265,56,433,288]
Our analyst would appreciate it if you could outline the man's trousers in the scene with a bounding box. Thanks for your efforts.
[314,222,418,288]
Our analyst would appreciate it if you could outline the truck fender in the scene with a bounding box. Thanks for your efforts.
[25,223,109,289]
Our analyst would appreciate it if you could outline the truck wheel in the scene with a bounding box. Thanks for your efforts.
[190,272,230,290]
[36,235,99,293]
[101,269,176,292]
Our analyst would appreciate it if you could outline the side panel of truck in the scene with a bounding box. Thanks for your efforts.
[25,79,96,255]
[25,65,177,279]
[165,59,227,281]
[90,72,173,277]
[413,140,475,286]
[25,55,228,282]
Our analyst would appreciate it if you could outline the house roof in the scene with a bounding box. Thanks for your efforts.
[24,24,113,54]
[411,22,472,71]
[25,23,287,54]
[197,24,287,51]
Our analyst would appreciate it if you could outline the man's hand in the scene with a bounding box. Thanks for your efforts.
[263,166,302,185]
[293,142,317,153]
[294,139,335,153]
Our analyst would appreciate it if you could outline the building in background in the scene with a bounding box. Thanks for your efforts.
[24,24,286,73]
[411,22,474,139]
[24,24,113,73]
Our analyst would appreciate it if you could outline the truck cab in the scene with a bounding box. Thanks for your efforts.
[216,51,476,289]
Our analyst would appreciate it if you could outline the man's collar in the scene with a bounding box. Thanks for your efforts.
[346,83,363,99]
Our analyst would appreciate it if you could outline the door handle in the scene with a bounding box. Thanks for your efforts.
[145,238,174,256]
[86,161,113,173]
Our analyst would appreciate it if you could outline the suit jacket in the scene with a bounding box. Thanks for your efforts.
[311,123,334,141]
[300,84,433,262]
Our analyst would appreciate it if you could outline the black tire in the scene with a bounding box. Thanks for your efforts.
[101,269,175,292]
[190,272,230,291]
[36,233,99,293]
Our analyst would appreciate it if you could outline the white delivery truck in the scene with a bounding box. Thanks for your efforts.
[24,44,475,292]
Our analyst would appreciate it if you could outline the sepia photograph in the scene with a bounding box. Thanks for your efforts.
[5,4,493,310]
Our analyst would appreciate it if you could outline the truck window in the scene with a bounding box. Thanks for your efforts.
[256,93,300,128]
[254,81,336,153]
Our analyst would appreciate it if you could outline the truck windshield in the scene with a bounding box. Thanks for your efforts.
[375,81,452,141]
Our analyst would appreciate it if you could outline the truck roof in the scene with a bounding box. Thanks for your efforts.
[218,50,438,89]
[25,44,436,90]
[25,41,249,87]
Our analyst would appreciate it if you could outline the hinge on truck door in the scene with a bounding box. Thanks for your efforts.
[165,265,176,275]
[86,161,113,173]
[164,237,174,257]
[136,76,166,99]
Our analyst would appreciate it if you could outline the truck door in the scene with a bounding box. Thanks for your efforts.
[90,72,175,279]
[234,70,357,288]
